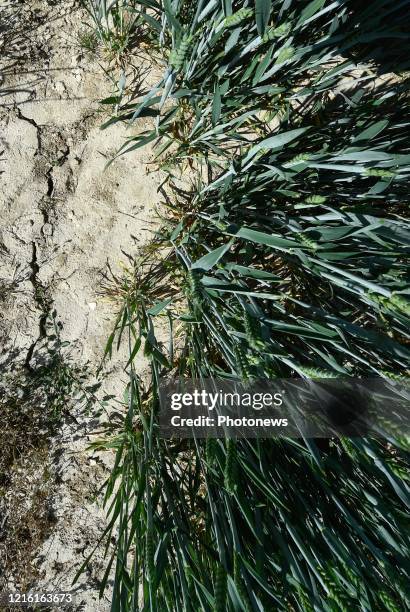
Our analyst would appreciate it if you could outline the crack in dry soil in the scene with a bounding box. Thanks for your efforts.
[24,240,50,371]
[15,107,42,153]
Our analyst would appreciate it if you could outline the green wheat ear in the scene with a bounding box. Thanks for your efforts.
[305,194,327,204]
[386,460,409,480]
[364,167,396,177]
[381,370,410,385]
[223,8,253,28]
[388,293,410,316]
[262,22,292,42]
[370,292,410,316]
[317,564,351,610]
[287,152,311,165]
[340,437,356,459]
[298,234,318,251]
[224,439,237,494]
[275,22,292,37]
[379,591,401,612]
[206,437,217,465]
[244,312,264,350]
[276,46,295,63]
[234,345,252,380]
[262,27,276,42]
[299,367,336,379]
[169,34,192,71]
[296,584,314,612]
[188,269,205,306]
[214,564,227,611]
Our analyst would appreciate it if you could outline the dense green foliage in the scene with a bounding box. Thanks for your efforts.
[86,1,410,610]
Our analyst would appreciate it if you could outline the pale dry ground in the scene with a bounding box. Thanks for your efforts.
[0,0,163,608]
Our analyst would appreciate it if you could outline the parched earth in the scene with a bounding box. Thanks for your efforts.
[0,0,161,608]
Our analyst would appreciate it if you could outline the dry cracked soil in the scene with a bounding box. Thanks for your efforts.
[0,0,162,608]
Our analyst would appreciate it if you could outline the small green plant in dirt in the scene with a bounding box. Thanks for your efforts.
[78,27,99,53]
[34,311,101,417]
[85,0,159,64]
[22,311,103,418]
[90,1,410,611]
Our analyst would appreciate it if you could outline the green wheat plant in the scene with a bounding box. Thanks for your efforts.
[87,1,410,610]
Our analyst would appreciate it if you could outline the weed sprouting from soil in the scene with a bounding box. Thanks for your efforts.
[78,28,99,54]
